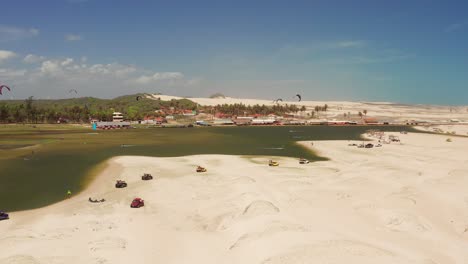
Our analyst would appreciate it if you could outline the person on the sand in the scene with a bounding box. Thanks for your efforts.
[67,190,72,198]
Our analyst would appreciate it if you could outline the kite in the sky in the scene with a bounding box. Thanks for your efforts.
[274,98,283,104]
[0,85,11,95]
[69,89,78,94]
[296,94,302,102]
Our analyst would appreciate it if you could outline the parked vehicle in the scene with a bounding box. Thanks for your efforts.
[196,166,207,173]
[0,211,9,221]
[131,198,145,208]
[365,143,374,148]
[299,158,309,164]
[115,180,127,188]
[269,160,279,166]
[142,173,153,180]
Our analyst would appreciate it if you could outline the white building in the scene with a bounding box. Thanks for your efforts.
[251,119,276,125]
[213,119,234,125]
[113,112,124,122]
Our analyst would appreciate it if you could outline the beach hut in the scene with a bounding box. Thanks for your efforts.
[363,117,379,124]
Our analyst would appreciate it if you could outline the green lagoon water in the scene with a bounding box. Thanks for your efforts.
[0,125,414,211]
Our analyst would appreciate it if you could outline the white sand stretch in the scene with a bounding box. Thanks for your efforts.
[1,133,468,263]
[155,94,468,122]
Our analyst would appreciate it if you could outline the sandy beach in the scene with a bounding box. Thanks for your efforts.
[2,132,468,263]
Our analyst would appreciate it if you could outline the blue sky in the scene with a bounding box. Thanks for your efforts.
[1,0,468,104]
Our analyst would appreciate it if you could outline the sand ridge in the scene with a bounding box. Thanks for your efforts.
[1,133,468,263]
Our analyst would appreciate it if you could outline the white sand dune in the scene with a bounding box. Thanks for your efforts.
[2,132,468,263]
[152,94,468,122]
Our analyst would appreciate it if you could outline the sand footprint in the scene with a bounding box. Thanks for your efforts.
[378,209,431,233]
[0,255,41,264]
[242,200,280,218]
[229,222,310,250]
[88,236,127,252]
[261,240,396,264]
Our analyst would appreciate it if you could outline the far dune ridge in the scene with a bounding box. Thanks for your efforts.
[151,94,468,123]
[1,132,468,263]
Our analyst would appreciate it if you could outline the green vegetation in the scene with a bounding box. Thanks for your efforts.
[0,94,198,123]
[0,125,415,211]
[210,103,304,116]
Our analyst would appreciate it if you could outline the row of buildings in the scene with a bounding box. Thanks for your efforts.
[91,111,394,130]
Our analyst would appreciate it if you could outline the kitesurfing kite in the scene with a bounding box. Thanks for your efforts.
[0,85,11,95]
[296,94,302,102]
[69,89,78,94]
[136,96,142,101]
[274,98,283,104]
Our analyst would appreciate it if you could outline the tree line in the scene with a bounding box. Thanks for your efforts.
[0,95,198,123]
[203,103,308,116]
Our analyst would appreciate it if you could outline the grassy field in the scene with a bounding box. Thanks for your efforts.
[0,124,414,211]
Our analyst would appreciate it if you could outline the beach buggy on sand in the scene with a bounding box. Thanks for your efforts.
[115,180,127,188]
[196,166,207,173]
[131,198,145,208]
[269,160,279,166]
[0,211,9,220]
[141,173,153,180]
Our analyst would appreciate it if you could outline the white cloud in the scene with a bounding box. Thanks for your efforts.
[335,40,367,48]
[0,50,16,63]
[23,54,46,64]
[445,22,468,32]
[65,34,82,41]
[0,68,27,78]
[322,53,413,65]
[135,72,184,84]
[61,58,74,66]
[2,55,199,98]
[0,25,39,42]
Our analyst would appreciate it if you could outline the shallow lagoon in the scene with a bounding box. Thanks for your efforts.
[0,125,413,211]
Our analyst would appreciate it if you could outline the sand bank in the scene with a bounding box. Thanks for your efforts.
[1,132,468,263]
[415,124,468,136]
